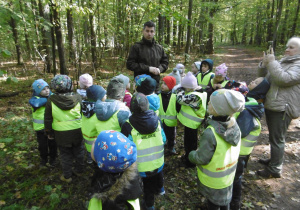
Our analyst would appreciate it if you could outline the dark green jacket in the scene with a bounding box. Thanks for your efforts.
[44,92,83,147]
[126,37,169,83]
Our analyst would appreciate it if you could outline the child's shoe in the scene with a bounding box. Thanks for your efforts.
[60,175,72,183]
[141,200,155,210]
[39,159,47,169]
[158,187,165,195]
[49,158,57,168]
[168,147,177,155]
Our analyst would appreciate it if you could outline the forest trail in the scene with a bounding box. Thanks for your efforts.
[219,46,300,209]
[162,46,300,209]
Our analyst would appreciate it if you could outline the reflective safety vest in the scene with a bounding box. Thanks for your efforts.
[82,114,98,152]
[158,93,177,127]
[88,197,140,210]
[130,121,164,172]
[240,118,261,155]
[32,100,45,131]
[197,126,241,189]
[210,79,229,88]
[95,111,121,134]
[177,92,207,129]
[236,97,261,156]
[52,102,82,131]
[197,72,214,88]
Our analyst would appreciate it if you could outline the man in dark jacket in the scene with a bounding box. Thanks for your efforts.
[126,21,169,92]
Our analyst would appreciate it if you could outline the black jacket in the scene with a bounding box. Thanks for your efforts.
[126,37,169,83]
[44,92,83,147]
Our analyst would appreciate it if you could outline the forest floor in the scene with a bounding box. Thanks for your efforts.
[1,46,300,210]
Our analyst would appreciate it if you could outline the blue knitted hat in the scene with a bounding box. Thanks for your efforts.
[134,74,151,84]
[32,79,49,95]
[87,85,106,102]
[136,77,157,95]
[116,74,130,88]
[93,130,137,173]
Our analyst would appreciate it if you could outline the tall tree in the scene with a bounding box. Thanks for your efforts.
[290,0,300,37]
[89,0,97,69]
[185,0,193,54]
[50,0,67,74]
[19,0,31,59]
[38,0,51,73]
[206,0,218,54]
[66,0,76,63]
[272,0,283,49]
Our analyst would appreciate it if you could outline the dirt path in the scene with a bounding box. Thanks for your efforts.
[213,46,300,209]
[161,46,300,210]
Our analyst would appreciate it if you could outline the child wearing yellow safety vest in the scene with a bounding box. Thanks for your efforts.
[94,76,131,135]
[230,78,270,210]
[81,85,106,164]
[45,75,85,183]
[159,76,181,155]
[197,58,214,90]
[121,93,166,210]
[175,72,207,168]
[29,79,57,168]
[136,76,160,115]
[88,130,142,210]
[189,89,245,209]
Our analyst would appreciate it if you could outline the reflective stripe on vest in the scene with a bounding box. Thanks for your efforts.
[158,93,177,127]
[197,126,240,189]
[95,110,121,134]
[52,102,81,131]
[177,92,207,129]
[88,197,140,210]
[82,114,98,152]
[240,118,261,155]
[130,121,164,172]
[32,105,45,131]
[197,72,214,88]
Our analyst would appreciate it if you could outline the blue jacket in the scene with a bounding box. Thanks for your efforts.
[236,98,264,138]
[29,91,52,111]
[146,94,160,112]
[94,99,131,128]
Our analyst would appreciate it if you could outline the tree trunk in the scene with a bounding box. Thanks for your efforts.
[50,5,56,75]
[158,0,165,43]
[19,0,31,59]
[267,0,275,42]
[206,0,218,54]
[51,1,67,74]
[172,19,176,47]
[9,16,23,65]
[272,0,284,49]
[38,0,52,73]
[185,0,193,54]
[176,0,183,53]
[241,15,248,44]
[89,0,97,69]
[290,0,300,37]
[67,0,76,64]
[279,0,290,44]
[31,0,42,53]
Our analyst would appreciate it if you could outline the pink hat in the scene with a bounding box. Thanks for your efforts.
[181,72,197,89]
[215,63,228,77]
[79,73,93,89]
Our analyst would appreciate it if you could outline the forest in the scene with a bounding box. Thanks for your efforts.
[1,0,300,210]
[0,0,299,78]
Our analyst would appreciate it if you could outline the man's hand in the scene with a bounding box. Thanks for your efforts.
[149,67,160,75]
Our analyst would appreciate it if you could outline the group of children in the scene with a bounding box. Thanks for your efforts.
[29,58,270,210]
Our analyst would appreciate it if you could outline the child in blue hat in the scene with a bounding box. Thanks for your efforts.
[29,79,57,168]
[88,130,142,210]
